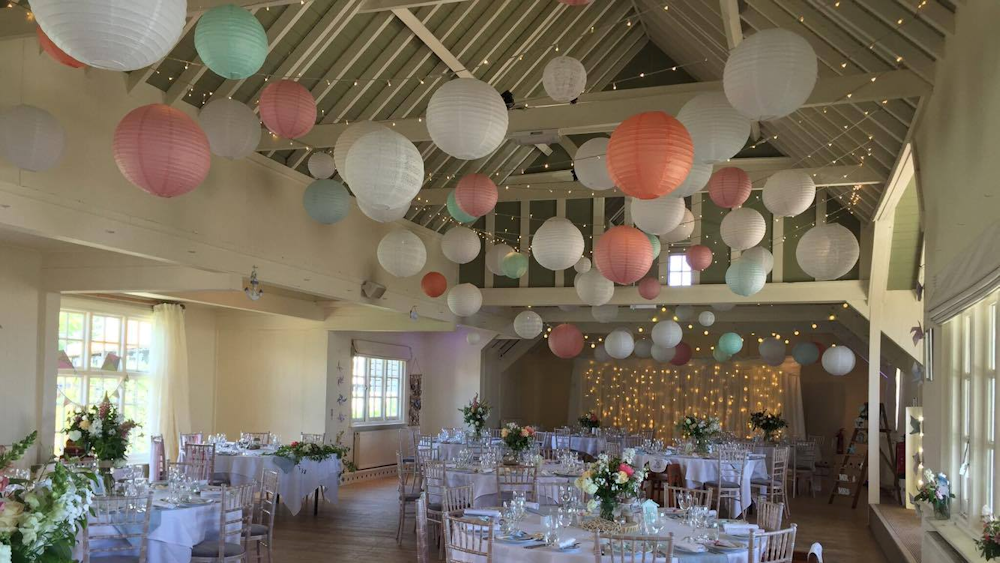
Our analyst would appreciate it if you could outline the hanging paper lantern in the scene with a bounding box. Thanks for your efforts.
[763,169,815,217]
[513,310,543,339]
[723,28,818,121]
[715,349,734,362]
[486,244,514,276]
[605,329,634,360]
[574,257,592,273]
[592,304,619,323]
[631,196,686,235]
[713,303,736,312]
[646,233,662,260]
[543,56,587,103]
[698,311,715,327]
[652,320,682,348]
[32,0,186,72]
[198,98,261,160]
[467,332,482,345]
[686,245,713,272]
[574,137,615,191]
[259,80,316,139]
[661,208,695,244]
[675,305,695,322]
[441,226,481,264]
[575,269,614,307]
[307,152,336,179]
[796,223,860,280]
[195,4,267,80]
[558,305,578,313]
[346,128,424,210]
[335,121,387,178]
[607,111,694,200]
[447,283,483,317]
[455,174,498,217]
[718,332,743,356]
[637,277,661,301]
[358,199,409,223]
[426,77,507,160]
[720,207,766,251]
[742,246,774,274]
[725,258,767,297]
[792,342,820,365]
[707,167,752,209]
[421,272,447,298]
[447,191,476,223]
[670,162,713,199]
[502,252,529,279]
[594,344,611,362]
[113,104,210,198]
[594,225,653,285]
[302,180,350,225]
[36,27,84,68]
[759,337,786,366]
[549,324,584,359]
[676,92,751,164]
[813,341,828,357]
[0,105,66,172]
[533,217,584,271]
[823,346,856,376]
[377,230,427,278]
[670,342,692,366]
[634,339,653,359]
[651,344,675,363]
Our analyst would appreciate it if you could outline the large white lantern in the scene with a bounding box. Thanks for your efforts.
[542,56,587,103]
[698,311,716,327]
[426,78,508,160]
[822,346,856,376]
[652,320,682,348]
[631,196,686,236]
[576,269,614,307]
[796,223,860,280]
[742,246,774,274]
[486,244,514,276]
[442,226,481,264]
[358,199,408,223]
[574,257,592,273]
[721,207,766,251]
[634,339,653,359]
[651,344,676,363]
[0,105,65,172]
[335,121,387,178]
[677,92,751,164]
[726,258,767,297]
[575,138,615,191]
[661,208,695,243]
[32,0,186,72]
[592,304,619,323]
[675,305,695,322]
[377,230,426,277]
[605,329,634,359]
[532,217,584,271]
[759,337,786,366]
[513,310,543,339]
[198,99,260,160]
[670,162,713,199]
[346,129,424,211]
[762,169,815,217]
[307,151,336,179]
[447,283,482,317]
[723,28,818,121]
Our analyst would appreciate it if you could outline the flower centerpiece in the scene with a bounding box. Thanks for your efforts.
[749,410,787,442]
[914,468,955,520]
[977,512,1000,561]
[676,415,722,454]
[574,449,647,522]
[500,423,536,459]
[273,432,356,473]
[62,395,139,467]
[459,394,491,441]
[578,411,601,431]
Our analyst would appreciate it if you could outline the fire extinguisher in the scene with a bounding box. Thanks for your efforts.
[836,428,845,454]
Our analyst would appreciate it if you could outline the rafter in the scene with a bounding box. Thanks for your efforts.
[357,0,471,13]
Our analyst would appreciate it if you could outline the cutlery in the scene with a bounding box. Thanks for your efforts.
[523,543,547,549]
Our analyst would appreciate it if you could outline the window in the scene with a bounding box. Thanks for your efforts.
[351,355,406,426]
[988,303,998,514]
[667,254,693,287]
[959,313,972,516]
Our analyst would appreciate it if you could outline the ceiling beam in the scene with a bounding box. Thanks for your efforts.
[719,0,744,50]
[357,0,471,13]
[145,290,327,321]
[535,304,836,324]
[391,7,472,78]
[189,0,312,13]
[42,265,242,294]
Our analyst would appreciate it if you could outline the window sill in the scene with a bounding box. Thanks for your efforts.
[351,421,407,431]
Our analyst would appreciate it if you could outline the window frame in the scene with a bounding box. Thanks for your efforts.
[666,253,693,287]
[350,354,407,428]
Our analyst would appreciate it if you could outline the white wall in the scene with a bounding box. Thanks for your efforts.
[184,305,218,434]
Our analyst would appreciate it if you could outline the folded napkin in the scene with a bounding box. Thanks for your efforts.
[464,509,501,519]
[722,523,759,535]
[674,539,707,553]
[557,537,577,549]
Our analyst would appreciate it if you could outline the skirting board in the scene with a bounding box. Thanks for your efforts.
[340,466,396,485]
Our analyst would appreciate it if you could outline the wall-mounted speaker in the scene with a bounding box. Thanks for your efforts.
[361,280,386,299]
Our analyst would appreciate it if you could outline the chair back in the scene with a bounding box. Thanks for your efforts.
[150,435,166,482]
[749,524,797,563]
[595,531,672,563]
[444,485,475,513]
[770,446,789,491]
[604,439,623,458]
[84,493,154,563]
[793,440,817,470]
[717,449,749,490]
[254,470,279,538]
[397,452,421,497]
[755,496,784,531]
[179,433,203,460]
[241,432,272,446]
[488,428,502,440]
[444,512,493,562]
[535,482,583,506]
[399,427,419,460]
[417,435,438,462]
[624,435,644,449]
[663,486,712,509]
[183,443,216,480]
[416,494,432,563]
[202,483,255,560]
[553,433,572,451]
[423,460,446,508]
[300,433,325,444]
[496,464,537,502]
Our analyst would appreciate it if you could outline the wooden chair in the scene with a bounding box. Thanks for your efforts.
[443,485,475,513]
[624,435,644,449]
[396,452,422,545]
[416,494,432,563]
[83,493,154,563]
[249,470,279,563]
[488,428,502,440]
[704,449,750,518]
[603,439,623,458]
[241,432,272,446]
[178,432,203,460]
[748,524,797,563]
[755,496,784,532]
[594,531,672,562]
[190,483,256,562]
[496,464,537,503]
[663,486,712,509]
[300,433,325,443]
[416,435,438,463]
[422,460,446,554]
[183,443,216,481]
[647,464,684,505]
[553,433,572,451]
[443,512,493,562]
[791,440,818,498]
[399,427,419,463]
[752,446,790,516]
[150,435,166,482]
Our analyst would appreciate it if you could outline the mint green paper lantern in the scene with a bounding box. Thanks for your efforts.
[448,190,475,223]
[195,5,267,80]
[303,179,350,224]
[718,332,743,356]
[646,232,661,259]
[725,257,766,297]
[502,252,529,279]
[792,342,820,365]
[713,348,731,362]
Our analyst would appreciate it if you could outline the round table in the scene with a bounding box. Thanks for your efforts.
[633,453,768,515]
[446,462,579,507]
[435,440,503,461]
[544,435,606,458]
[214,451,341,516]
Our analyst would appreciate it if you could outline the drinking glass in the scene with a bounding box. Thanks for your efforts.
[542,516,558,546]
[559,486,574,508]
[649,511,666,536]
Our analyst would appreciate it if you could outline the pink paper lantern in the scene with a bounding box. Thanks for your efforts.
[549,323,584,359]
[707,167,751,209]
[638,277,661,300]
[37,27,85,68]
[670,342,693,366]
[686,245,713,272]
[455,173,498,217]
[607,111,694,200]
[259,80,316,139]
[594,226,653,285]
[113,104,211,198]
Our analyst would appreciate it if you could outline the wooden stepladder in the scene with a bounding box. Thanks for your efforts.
[828,403,900,508]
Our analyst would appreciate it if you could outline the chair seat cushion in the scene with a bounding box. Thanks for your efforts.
[191,542,245,557]
[91,556,140,563]
[428,502,443,512]
[249,523,269,536]
[402,492,421,501]
[706,481,742,489]
[750,479,773,486]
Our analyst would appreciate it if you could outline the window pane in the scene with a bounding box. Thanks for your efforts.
[667,254,693,287]
[121,377,151,456]
[987,450,995,514]
[88,377,120,406]
[54,376,84,455]
[91,314,123,371]
[125,319,152,372]
[368,359,385,420]
[351,356,366,421]
[385,360,403,421]
[963,315,972,374]
[990,303,997,371]
[963,378,971,436]
[989,378,996,443]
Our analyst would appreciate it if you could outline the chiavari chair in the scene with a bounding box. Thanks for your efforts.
[416,494,432,563]
[752,446,790,516]
[535,482,584,506]
[791,439,818,498]
[663,486,712,509]
[754,495,784,532]
[241,432,272,446]
[190,483,256,562]
[396,452,422,544]
[443,484,475,513]
[705,449,750,518]
[83,493,154,563]
[150,435,166,482]
[178,432,203,460]
[748,524,797,563]
[249,470,279,563]
[444,512,493,563]
[182,443,216,481]
[496,464,537,503]
[594,531,673,563]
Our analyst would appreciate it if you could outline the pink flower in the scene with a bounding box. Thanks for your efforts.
[618,463,634,477]
[0,475,7,492]
[99,398,111,419]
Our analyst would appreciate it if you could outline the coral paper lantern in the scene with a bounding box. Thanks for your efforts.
[377,230,427,278]
[823,346,856,376]
[592,305,619,323]
[574,137,615,191]
[575,269,614,307]
[36,27,84,68]
[447,283,482,317]
[724,28,818,121]
[652,320,682,349]
[358,199,408,223]
[113,104,210,198]
[796,223,860,280]
[195,4,267,80]
[502,252,529,279]
[670,162,713,199]
[651,345,675,363]
[631,196,686,235]
[198,98,261,160]
[346,129,424,211]
[605,329,635,359]
[532,217,584,271]
[707,167,752,209]
[638,277,661,301]
[447,191,476,224]
[759,337,786,366]
[607,111,694,200]
[259,80,316,139]
[725,258,767,297]
[426,78,508,160]
[0,105,66,172]
[307,152,336,179]
[421,272,447,298]
[549,324,584,359]
[763,169,815,217]
[455,174,498,217]
[543,56,587,103]
[574,257,592,273]
[594,225,653,285]
[486,244,514,276]
[685,245,713,272]
[720,207,766,251]
[441,226,481,264]
[676,92,751,164]
[335,121,387,178]
[670,342,692,366]
[513,310,543,339]
[792,342,820,365]
[302,179,350,225]
[661,208,695,244]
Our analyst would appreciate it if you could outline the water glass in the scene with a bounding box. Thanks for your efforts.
[541,516,558,546]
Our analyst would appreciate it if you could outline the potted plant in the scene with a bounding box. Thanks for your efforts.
[63,396,139,491]
[977,512,1000,561]
[459,394,491,442]
[749,410,787,442]
[676,415,721,454]
[500,423,536,464]
[574,449,647,522]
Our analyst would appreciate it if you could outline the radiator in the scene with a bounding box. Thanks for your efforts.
[352,427,400,470]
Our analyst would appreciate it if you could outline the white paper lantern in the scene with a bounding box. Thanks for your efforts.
[796,223,860,281]
[762,169,815,217]
[335,121,387,178]
[197,99,260,160]
[487,244,514,276]
[661,208,695,244]
[307,151,336,179]
[675,305,695,322]
[742,246,774,274]
[377,230,426,277]
[720,207,766,251]
[33,0,187,71]
[513,310,543,339]
[574,257,592,273]
[652,320,682,348]
[442,226,481,264]
[467,332,482,345]
[723,28,818,121]
[543,56,587,103]
[592,304,619,323]
[712,303,736,312]
[346,129,423,211]
[726,258,767,297]
[576,269,614,307]
[594,344,611,362]
[822,346,856,376]
[634,339,653,359]
[358,199,408,223]
[533,217,584,271]
[651,344,676,363]
[631,196,686,236]
[575,137,615,191]
[558,305,578,313]
[426,78,508,160]
[605,329,634,359]
[448,283,483,317]
[677,92,751,164]
[698,311,716,327]
[759,337,786,366]
[0,105,65,172]
[670,162,713,199]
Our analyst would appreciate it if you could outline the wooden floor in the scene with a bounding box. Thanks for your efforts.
[272,478,889,562]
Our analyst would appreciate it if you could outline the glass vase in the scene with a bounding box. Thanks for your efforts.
[933,498,951,520]
[600,497,616,522]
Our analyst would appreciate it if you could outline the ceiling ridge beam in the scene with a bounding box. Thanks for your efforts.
[357,0,471,13]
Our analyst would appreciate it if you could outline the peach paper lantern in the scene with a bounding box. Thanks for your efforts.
[549,324,584,359]
[594,225,653,285]
[607,111,694,200]
[638,277,661,301]
[707,167,751,209]
[686,245,713,272]
[455,173,498,217]
[113,104,210,198]
[421,271,447,298]
[259,80,316,139]
[670,342,692,366]
[37,27,84,68]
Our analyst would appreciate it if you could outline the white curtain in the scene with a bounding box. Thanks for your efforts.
[149,304,191,462]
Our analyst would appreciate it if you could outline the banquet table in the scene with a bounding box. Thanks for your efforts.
[544,434,607,458]
[213,450,341,516]
[446,462,580,507]
[633,452,768,515]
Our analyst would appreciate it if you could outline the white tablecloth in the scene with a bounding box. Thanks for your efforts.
[446,462,578,507]
[632,453,767,515]
[545,435,606,458]
[214,452,341,516]
[435,440,503,461]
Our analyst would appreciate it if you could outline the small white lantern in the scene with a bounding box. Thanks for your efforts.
[467,332,482,345]
[763,169,816,217]
[426,78,508,160]
[675,305,695,322]
[513,310,543,339]
[796,223,860,280]
[307,151,337,179]
[486,244,514,276]
[442,226,481,264]
[574,257,592,273]
[358,199,408,223]
[670,162,713,199]
[377,230,427,278]
[447,283,483,317]
[720,207,766,251]
[576,269,614,307]
[631,196,686,236]
[661,208,695,243]
[759,337,786,366]
[742,246,774,274]
[822,346,856,376]
[726,258,767,297]
[346,128,424,211]
[592,304,619,323]
[698,311,716,327]
[0,105,65,172]
[652,320,682,348]
[676,92,751,164]
[335,121,387,178]
[651,344,676,363]
[542,56,587,103]
[634,339,653,359]
[574,137,615,191]
[533,217,584,271]
[198,98,261,160]
[723,28,818,121]
[605,329,634,359]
